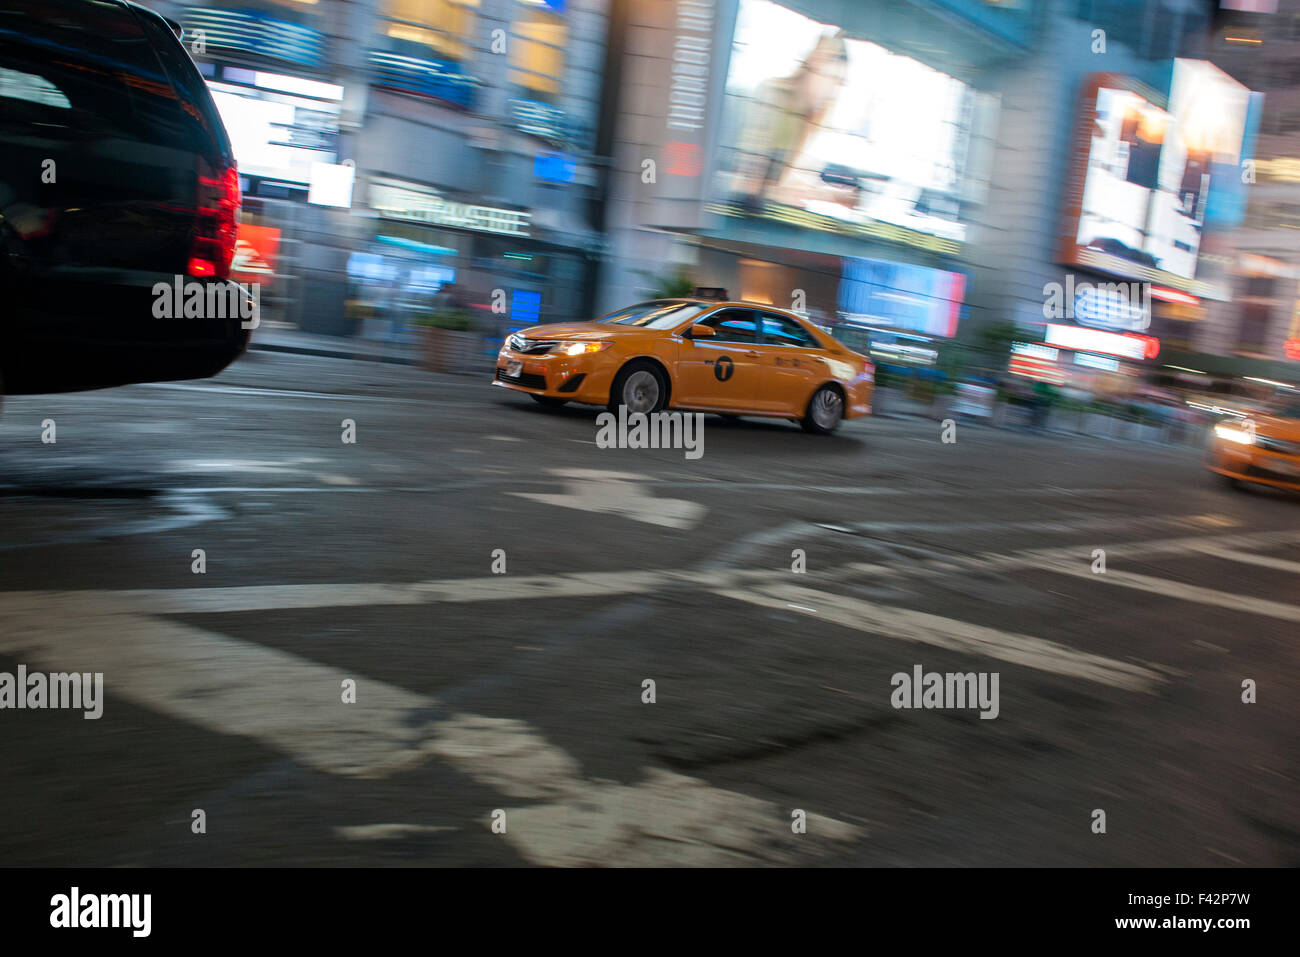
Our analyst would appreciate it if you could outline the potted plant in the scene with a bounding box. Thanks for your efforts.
[415,308,476,373]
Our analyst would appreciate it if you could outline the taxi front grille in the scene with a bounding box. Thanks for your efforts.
[506,334,558,355]
[496,369,546,389]
[1256,436,1300,456]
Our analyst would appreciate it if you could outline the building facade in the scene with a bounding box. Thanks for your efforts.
[593,0,1294,390]
[155,0,610,349]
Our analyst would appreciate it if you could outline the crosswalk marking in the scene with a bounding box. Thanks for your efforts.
[6,524,1296,863]
[0,594,859,865]
[831,528,1300,585]
[1038,560,1300,622]
[715,582,1162,692]
[1192,544,1300,575]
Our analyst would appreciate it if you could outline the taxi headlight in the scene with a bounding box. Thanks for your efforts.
[558,341,611,357]
[1214,423,1255,446]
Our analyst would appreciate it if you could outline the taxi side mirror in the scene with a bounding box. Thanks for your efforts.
[688,324,716,339]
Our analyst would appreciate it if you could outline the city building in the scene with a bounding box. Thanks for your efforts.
[1191,0,1300,373]
[593,0,1296,393]
[155,0,610,351]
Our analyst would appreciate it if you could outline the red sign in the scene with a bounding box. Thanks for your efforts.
[663,141,702,177]
[232,223,280,287]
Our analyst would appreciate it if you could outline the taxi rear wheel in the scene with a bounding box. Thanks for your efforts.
[531,395,568,409]
[609,361,667,415]
[801,385,844,435]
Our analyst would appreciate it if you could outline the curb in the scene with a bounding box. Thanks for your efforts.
[248,339,415,366]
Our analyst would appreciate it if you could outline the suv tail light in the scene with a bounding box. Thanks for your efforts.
[188,159,240,279]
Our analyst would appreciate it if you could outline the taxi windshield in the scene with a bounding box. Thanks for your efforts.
[600,301,710,329]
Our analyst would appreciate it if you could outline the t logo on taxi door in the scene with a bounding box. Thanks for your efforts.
[713,355,734,382]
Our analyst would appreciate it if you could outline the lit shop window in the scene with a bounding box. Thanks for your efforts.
[381,0,479,62]
[510,1,566,98]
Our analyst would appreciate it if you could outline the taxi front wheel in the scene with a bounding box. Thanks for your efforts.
[801,385,844,435]
[609,360,668,415]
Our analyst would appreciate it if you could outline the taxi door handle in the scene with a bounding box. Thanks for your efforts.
[742,350,759,358]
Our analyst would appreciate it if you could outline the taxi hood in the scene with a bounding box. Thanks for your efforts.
[520,321,627,340]
[1252,413,1300,440]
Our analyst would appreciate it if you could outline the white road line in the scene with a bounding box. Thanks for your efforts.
[832,528,1300,585]
[716,583,1162,692]
[1193,545,1300,575]
[0,570,781,617]
[0,594,860,865]
[1038,560,1300,623]
[49,571,683,615]
[335,824,458,840]
[10,528,1300,621]
[139,382,394,401]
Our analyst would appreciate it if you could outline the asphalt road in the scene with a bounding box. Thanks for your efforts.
[0,350,1296,866]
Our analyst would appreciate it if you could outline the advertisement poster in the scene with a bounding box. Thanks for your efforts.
[1061,65,1250,294]
[232,223,281,287]
[715,0,972,244]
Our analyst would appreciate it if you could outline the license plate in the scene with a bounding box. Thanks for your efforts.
[506,360,522,378]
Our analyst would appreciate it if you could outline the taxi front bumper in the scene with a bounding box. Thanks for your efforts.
[1209,439,1300,491]
[491,347,615,405]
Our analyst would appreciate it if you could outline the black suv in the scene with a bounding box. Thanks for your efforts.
[0,0,247,394]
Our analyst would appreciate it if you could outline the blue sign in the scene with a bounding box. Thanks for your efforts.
[509,290,542,330]
[534,152,576,184]
[182,9,325,68]
[369,51,478,110]
[1205,91,1264,229]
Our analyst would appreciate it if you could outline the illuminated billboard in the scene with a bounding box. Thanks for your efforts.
[1169,59,1256,229]
[1059,68,1250,296]
[207,73,343,185]
[838,256,966,338]
[715,0,973,247]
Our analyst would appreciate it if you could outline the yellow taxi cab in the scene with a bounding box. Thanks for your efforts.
[491,295,873,434]
[1207,400,1300,491]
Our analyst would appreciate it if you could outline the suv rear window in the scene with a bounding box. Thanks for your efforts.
[0,0,226,154]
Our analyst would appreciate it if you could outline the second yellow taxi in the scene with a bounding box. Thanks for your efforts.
[492,297,874,434]
[1207,399,1300,492]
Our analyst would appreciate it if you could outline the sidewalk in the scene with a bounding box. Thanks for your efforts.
[248,327,417,365]
[875,386,1205,448]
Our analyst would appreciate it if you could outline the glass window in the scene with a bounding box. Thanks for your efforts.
[831,325,872,355]
[698,309,760,344]
[510,1,566,99]
[759,313,815,347]
[601,301,709,329]
[1239,302,1271,348]
[381,0,478,62]
[1243,275,1276,298]
[0,0,206,150]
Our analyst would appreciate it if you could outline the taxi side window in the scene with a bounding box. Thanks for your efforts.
[698,309,760,344]
[760,313,815,348]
